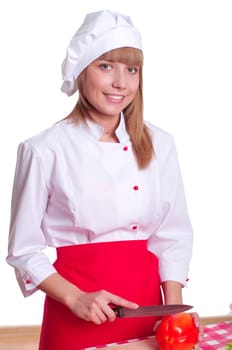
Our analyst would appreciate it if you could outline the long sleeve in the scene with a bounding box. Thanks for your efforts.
[7,142,56,296]
[148,134,193,286]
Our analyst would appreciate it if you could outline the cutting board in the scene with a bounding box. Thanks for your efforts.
[97,338,158,350]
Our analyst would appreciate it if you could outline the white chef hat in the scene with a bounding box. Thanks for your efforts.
[61,9,143,96]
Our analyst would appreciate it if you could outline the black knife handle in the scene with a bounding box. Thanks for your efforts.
[110,304,124,318]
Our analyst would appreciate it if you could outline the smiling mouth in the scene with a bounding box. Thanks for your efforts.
[105,94,125,101]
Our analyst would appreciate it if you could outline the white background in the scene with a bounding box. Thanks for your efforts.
[0,0,231,326]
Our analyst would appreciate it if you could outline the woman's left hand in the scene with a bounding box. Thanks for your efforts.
[191,312,204,344]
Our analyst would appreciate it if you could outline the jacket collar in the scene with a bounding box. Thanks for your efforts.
[83,112,130,143]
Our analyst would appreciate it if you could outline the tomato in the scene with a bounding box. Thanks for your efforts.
[155,313,199,350]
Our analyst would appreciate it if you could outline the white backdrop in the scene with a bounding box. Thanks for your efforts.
[0,0,231,326]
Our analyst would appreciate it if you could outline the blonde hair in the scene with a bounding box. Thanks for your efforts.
[73,47,154,169]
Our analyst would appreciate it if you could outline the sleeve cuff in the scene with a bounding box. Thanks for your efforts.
[159,262,190,287]
[15,264,57,297]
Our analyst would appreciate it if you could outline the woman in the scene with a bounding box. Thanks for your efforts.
[7,9,198,350]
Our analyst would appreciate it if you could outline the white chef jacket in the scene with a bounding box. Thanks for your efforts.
[7,114,193,297]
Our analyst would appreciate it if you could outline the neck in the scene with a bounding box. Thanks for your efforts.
[88,112,121,136]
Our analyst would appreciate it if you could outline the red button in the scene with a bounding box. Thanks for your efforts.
[131,225,138,230]
[25,279,32,284]
[133,185,139,190]
[123,146,128,151]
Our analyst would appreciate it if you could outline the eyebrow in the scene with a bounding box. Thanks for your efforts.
[97,58,114,63]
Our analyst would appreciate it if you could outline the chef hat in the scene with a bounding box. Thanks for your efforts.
[61,9,143,96]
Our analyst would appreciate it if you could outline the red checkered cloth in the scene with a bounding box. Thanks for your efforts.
[200,321,232,349]
[84,322,232,350]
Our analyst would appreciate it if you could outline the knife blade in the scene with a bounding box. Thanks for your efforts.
[113,304,193,318]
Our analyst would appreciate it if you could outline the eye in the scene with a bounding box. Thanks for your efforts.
[128,66,139,74]
[99,62,112,70]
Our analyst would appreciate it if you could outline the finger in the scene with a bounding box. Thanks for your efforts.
[109,295,139,309]
[95,310,108,324]
[153,320,161,332]
[102,304,117,322]
[88,304,108,325]
[88,309,107,325]
[191,312,200,326]
[191,312,204,342]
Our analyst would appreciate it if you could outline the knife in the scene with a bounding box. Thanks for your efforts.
[112,304,193,318]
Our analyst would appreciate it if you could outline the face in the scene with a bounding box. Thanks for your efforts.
[83,57,140,123]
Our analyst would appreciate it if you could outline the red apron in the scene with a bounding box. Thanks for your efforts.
[39,240,162,350]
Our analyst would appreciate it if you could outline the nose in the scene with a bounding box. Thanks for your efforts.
[112,68,126,89]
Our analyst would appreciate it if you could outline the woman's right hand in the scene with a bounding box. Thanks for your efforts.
[38,273,138,325]
[67,289,139,325]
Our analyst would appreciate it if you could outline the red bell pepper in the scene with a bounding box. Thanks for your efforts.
[155,312,199,350]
